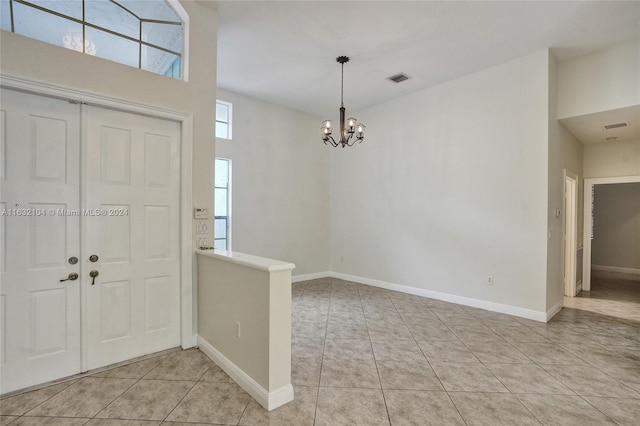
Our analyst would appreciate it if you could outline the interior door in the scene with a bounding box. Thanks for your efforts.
[84,106,181,370]
[0,89,81,394]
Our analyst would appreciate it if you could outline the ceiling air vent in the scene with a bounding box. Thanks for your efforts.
[388,73,411,83]
[604,122,628,130]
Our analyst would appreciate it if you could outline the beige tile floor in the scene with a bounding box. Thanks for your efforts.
[1,275,639,425]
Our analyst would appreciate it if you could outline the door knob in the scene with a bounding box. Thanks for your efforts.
[60,272,79,282]
[89,270,99,285]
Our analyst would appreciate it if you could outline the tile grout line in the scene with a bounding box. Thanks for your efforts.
[89,376,141,421]
[398,296,544,424]
[160,360,215,424]
[367,288,393,425]
[310,277,331,426]
[575,393,630,425]
[7,378,78,419]
[393,297,470,426]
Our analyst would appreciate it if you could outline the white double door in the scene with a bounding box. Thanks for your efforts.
[0,89,181,394]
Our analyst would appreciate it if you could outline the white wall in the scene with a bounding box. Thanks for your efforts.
[215,89,330,276]
[330,50,551,313]
[592,183,640,270]
[547,53,585,311]
[584,139,640,178]
[557,39,640,119]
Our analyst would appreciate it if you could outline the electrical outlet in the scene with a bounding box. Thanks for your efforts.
[487,276,494,285]
[235,321,241,338]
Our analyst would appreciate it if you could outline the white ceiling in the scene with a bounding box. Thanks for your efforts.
[560,106,640,145]
[214,0,640,120]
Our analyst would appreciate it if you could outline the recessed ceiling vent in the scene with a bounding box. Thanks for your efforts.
[604,122,629,130]
[388,73,411,83]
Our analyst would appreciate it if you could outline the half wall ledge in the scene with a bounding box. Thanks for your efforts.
[196,249,295,411]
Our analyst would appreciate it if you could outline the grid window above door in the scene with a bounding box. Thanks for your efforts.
[0,0,185,79]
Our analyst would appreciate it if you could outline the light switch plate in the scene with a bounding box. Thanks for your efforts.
[196,222,209,235]
[194,207,209,219]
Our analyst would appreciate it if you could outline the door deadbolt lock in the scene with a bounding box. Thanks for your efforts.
[60,272,79,282]
[68,257,78,265]
[89,255,99,262]
[89,270,99,285]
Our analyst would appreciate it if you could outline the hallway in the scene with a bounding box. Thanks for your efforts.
[564,273,640,322]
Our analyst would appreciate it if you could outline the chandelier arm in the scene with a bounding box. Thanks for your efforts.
[325,135,338,147]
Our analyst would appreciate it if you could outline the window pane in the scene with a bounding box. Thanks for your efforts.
[118,0,180,22]
[142,21,182,52]
[85,0,139,39]
[214,238,227,250]
[141,44,180,76]
[1,0,11,31]
[215,158,229,187]
[216,122,229,139]
[216,103,229,123]
[13,2,81,50]
[29,0,82,20]
[163,57,181,79]
[215,188,228,216]
[215,219,227,239]
[86,26,138,68]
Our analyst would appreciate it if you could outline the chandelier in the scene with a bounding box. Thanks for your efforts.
[62,32,97,56]
[322,56,366,147]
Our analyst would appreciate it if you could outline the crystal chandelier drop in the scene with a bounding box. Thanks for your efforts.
[322,56,365,147]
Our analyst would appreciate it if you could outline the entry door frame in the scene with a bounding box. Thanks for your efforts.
[582,174,640,291]
[0,74,195,366]
[563,169,578,297]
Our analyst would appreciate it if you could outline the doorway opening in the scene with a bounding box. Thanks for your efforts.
[582,175,640,291]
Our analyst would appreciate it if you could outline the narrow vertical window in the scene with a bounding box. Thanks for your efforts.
[214,157,231,250]
[216,100,232,140]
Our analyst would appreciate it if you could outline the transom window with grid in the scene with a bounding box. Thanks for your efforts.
[0,0,185,79]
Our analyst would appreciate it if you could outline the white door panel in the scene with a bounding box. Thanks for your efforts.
[84,106,180,370]
[1,90,182,393]
[0,89,81,394]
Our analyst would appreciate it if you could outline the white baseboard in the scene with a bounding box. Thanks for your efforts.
[329,271,548,322]
[592,265,640,277]
[292,271,331,282]
[546,302,563,322]
[197,335,294,411]
[294,270,550,322]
